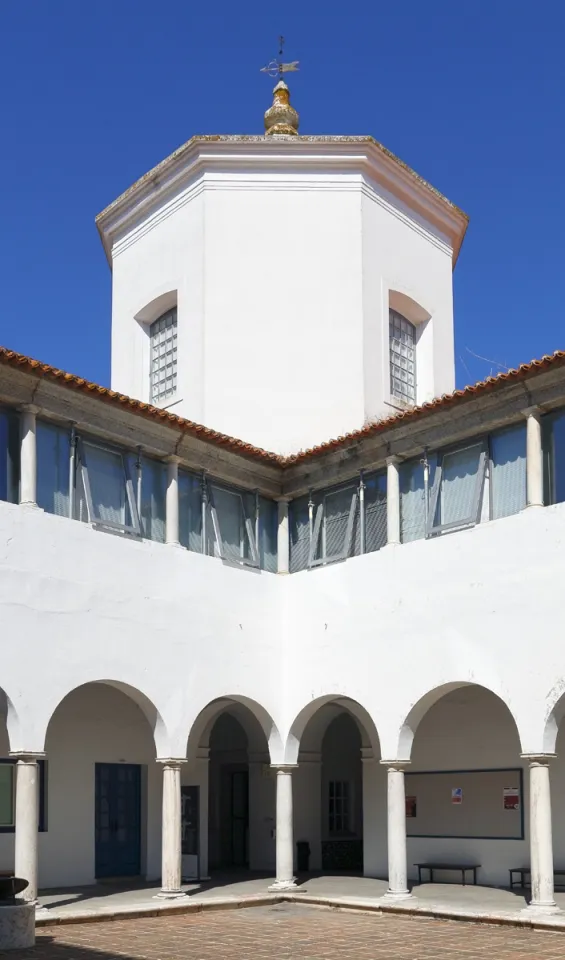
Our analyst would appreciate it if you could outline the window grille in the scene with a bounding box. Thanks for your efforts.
[150,308,178,404]
[389,309,416,405]
[329,780,351,834]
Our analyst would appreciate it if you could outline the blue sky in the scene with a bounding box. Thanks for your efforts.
[1,1,564,390]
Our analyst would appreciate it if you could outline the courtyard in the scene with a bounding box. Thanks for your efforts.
[11,904,565,960]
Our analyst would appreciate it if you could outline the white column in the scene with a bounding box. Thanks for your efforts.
[386,457,401,545]
[381,761,413,900]
[522,755,559,914]
[156,758,187,898]
[277,499,290,574]
[165,458,180,546]
[524,408,544,508]
[269,765,297,890]
[11,753,44,905]
[20,406,38,508]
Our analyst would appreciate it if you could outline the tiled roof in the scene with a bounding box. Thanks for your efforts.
[0,345,564,468]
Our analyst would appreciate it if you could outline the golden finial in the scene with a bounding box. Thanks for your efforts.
[260,36,300,137]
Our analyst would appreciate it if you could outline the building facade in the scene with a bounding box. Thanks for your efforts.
[1,81,564,915]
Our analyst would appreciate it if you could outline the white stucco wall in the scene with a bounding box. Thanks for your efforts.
[2,496,565,887]
[109,155,455,455]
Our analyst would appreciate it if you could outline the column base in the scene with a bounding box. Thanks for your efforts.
[381,889,415,902]
[521,901,561,916]
[154,890,187,900]
[268,878,298,891]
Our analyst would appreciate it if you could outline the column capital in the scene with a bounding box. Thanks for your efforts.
[521,406,542,419]
[20,404,40,416]
[166,455,181,466]
[276,495,291,504]
[380,759,411,770]
[156,757,187,769]
[270,763,298,773]
[9,751,45,762]
[521,754,556,765]
[386,455,401,467]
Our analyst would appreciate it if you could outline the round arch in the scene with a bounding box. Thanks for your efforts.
[542,684,565,754]
[395,681,524,761]
[184,695,284,764]
[41,679,169,756]
[284,695,381,765]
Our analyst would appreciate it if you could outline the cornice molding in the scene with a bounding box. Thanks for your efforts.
[98,139,467,267]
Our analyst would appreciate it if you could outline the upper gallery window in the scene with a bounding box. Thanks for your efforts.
[389,309,416,405]
[150,308,178,404]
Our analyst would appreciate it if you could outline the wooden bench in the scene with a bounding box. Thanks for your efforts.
[509,867,565,889]
[415,862,480,886]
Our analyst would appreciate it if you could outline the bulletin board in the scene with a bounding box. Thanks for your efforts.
[405,768,524,840]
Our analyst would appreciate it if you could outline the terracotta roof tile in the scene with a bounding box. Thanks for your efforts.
[0,346,564,468]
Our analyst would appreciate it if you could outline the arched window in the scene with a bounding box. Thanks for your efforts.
[389,308,416,404]
[150,307,178,404]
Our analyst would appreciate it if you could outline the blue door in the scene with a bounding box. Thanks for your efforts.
[95,763,141,879]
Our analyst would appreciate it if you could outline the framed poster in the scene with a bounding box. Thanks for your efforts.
[503,786,520,810]
[451,787,463,805]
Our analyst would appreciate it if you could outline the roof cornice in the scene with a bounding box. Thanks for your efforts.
[95,136,469,268]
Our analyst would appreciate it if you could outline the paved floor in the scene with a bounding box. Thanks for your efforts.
[37,872,565,926]
[17,904,565,959]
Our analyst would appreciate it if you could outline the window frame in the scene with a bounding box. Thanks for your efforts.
[0,759,47,833]
[426,438,488,537]
[389,308,417,406]
[328,779,352,836]
[308,483,358,568]
[149,308,178,406]
[207,480,259,568]
[77,437,141,537]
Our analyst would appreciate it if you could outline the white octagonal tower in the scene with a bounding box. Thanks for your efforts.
[97,82,468,455]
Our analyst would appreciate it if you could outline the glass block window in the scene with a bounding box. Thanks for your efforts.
[389,309,416,404]
[150,308,178,404]
[329,780,351,834]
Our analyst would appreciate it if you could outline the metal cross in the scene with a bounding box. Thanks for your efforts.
[260,35,299,79]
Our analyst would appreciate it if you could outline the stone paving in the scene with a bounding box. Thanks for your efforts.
[12,904,565,959]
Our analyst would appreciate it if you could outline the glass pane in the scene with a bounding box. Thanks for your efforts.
[321,487,356,560]
[179,470,203,552]
[85,444,129,526]
[437,444,481,527]
[213,486,249,562]
[549,411,565,505]
[258,497,277,573]
[400,459,426,542]
[363,472,387,554]
[0,764,14,827]
[141,458,166,542]
[491,425,526,520]
[150,309,178,404]
[0,411,19,504]
[37,421,70,517]
[389,310,416,404]
[289,496,310,572]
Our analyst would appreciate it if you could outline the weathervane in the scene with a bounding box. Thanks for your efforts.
[260,36,299,79]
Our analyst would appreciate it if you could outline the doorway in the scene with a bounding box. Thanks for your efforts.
[95,762,141,879]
